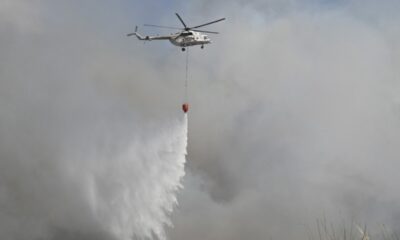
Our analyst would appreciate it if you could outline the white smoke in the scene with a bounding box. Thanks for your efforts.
[0,1,190,239]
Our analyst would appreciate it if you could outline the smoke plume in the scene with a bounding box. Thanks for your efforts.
[2,1,400,240]
[0,2,189,239]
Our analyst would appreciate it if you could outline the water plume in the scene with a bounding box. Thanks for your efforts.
[0,111,188,240]
[92,114,188,240]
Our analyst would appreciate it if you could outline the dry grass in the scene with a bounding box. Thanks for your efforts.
[305,218,398,240]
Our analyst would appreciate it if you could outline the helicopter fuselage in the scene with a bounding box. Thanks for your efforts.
[170,31,211,47]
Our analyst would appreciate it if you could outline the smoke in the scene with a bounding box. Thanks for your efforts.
[2,1,400,240]
[0,1,189,239]
[168,1,400,240]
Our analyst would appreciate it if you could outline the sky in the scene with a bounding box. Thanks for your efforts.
[1,0,400,240]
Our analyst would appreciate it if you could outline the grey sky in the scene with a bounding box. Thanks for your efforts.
[1,1,400,240]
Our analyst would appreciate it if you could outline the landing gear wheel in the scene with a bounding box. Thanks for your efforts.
[182,47,186,52]
[201,45,204,49]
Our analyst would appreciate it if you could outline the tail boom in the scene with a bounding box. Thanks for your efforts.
[127,26,171,41]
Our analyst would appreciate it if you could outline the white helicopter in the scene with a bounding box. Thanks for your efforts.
[127,13,225,51]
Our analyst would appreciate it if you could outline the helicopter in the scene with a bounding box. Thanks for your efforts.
[127,13,225,51]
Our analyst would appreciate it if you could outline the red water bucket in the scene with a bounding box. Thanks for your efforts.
[182,103,189,113]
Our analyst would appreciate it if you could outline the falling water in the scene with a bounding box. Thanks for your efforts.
[92,114,188,240]
[0,114,188,240]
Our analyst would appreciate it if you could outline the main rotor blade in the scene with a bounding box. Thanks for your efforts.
[192,29,219,34]
[191,18,226,29]
[175,13,188,29]
[144,24,183,30]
